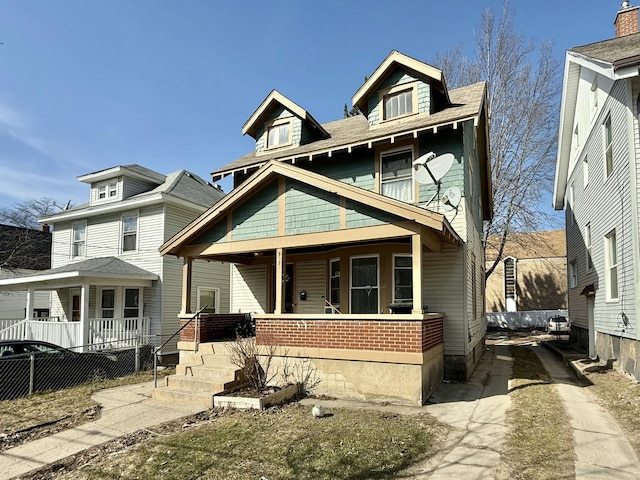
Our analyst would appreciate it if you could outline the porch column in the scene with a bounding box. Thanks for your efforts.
[79,283,89,352]
[411,233,424,314]
[24,287,34,321]
[275,248,285,314]
[181,256,193,314]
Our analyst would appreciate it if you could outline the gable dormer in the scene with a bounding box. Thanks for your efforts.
[242,90,330,154]
[352,51,451,127]
[77,165,166,206]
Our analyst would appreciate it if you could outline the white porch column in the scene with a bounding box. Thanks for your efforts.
[181,256,193,314]
[79,283,89,352]
[411,234,424,314]
[24,287,34,321]
[275,248,285,314]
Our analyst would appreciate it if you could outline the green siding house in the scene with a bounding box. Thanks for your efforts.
[161,51,492,405]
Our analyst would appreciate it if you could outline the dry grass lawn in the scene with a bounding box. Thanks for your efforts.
[498,345,575,480]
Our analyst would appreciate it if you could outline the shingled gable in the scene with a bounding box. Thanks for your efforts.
[242,89,330,140]
[160,159,461,257]
[352,50,451,116]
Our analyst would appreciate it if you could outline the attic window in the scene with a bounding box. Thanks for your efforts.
[266,119,292,149]
[97,181,117,200]
[381,82,418,121]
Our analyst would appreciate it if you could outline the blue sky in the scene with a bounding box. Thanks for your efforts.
[0,0,619,213]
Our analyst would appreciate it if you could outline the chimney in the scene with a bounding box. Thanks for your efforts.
[40,224,50,233]
[615,2,640,37]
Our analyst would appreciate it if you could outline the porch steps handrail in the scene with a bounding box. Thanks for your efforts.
[153,305,208,388]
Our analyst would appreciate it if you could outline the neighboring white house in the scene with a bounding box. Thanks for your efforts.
[553,5,640,378]
[0,165,230,357]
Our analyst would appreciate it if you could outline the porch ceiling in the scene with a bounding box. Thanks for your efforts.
[0,257,157,291]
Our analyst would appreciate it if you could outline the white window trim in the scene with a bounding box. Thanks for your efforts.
[121,211,139,254]
[605,229,619,302]
[197,286,219,314]
[585,223,593,272]
[379,144,416,203]
[96,180,118,202]
[504,256,517,308]
[123,287,142,318]
[329,258,340,309]
[569,260,578,289]
[349,254,380,314]
[583,155,589,188]
[378,81,419,122]
[70,220,87,259]
[603,115,613,178]
[97,287,118,319]
[568,182,575,226]
[392,254,412,304]
[265,117,293,150]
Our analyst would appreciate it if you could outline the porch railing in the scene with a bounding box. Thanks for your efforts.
[0,317,150,350]
[88,317,151,349]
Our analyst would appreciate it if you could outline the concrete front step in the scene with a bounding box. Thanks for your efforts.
[152,384,216,409]
[176,363,244,381]
[167,374,242,393]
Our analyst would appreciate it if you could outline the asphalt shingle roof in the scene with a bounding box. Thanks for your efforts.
[571,32,640,68]
[211,81,487,179]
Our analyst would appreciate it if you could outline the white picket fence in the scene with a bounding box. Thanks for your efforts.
[486,310,569,329]
[0,317,150,350]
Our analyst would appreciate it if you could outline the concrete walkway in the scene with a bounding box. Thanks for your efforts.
[2,340,640,479]
[535,346,640,480]
[0,381,205,479]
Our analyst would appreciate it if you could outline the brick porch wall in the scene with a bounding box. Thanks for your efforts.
[179,313,247,343]
[256,315,444,353]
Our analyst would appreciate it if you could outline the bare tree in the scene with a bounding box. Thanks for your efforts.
[434,1,561,280]
[0,197,65,272]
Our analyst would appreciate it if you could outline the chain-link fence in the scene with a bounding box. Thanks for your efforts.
[0,340,155,400]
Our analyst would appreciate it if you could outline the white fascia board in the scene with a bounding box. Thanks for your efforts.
[0,271,156,290]
[567,51,615,80]
[38,194,166,223]
[553,57,580,210]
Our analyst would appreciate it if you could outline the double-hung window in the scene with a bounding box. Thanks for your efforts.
[583,155,589,187]
[266,119,292,149]
[122,214,138,252]
[605,229,618,301]
[100,288,115,319]
[381,148,414,202]
[71,222,86,258]
[393,255,412,305]
[197,287,218,314]
[350,256,379,314]
[97,181,117,200]
[585,223,593,272]
[569,261,577,288]
[604,116,613,177]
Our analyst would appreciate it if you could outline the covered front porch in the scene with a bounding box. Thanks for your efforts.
[0,257,157,351]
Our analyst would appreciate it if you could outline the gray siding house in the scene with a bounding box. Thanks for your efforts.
[553,5,640,378]
[0,165,230,357]
[160,51,492,405]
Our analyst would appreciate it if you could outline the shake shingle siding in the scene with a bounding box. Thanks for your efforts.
[232,182,279,240]
[285,181,340,234]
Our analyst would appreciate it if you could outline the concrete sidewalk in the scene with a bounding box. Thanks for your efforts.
[0,381,205,479]
[535,346,640,480]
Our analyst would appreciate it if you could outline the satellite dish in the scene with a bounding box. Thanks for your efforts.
[415,153,455,185]
[441,186,461,210]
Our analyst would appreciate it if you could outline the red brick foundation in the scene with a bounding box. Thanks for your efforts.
[256,316,444,353]
[179,314,247,342]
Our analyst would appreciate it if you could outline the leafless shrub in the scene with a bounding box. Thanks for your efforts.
[226,335,279,392]
[281,356,321,395]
